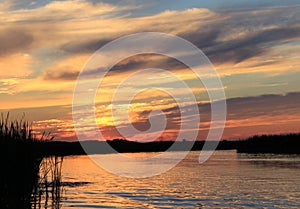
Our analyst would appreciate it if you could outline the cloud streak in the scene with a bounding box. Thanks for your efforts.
[0,28,33,57]
[37,5,300,82]
[3,91,299,141]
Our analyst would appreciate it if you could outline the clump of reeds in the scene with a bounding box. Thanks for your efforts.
[0,113,63,209]
[0,112,33,143]
[0,112,54,144]
[32,156,64,209]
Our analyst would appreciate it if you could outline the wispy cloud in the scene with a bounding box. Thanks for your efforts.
[0,0,128,23]
[2,92,299,141]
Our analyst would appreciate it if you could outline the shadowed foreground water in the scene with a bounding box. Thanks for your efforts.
[56,151,300,208]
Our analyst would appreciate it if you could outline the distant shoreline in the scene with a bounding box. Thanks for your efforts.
[36,133,300,156]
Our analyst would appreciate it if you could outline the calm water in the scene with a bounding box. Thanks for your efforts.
[58,151,300,208]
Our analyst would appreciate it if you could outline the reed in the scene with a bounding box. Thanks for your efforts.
[32,156,64,209]
[0,113,63,209]
[0,113,54,143]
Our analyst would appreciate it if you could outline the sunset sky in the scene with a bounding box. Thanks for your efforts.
[1,0,300,141]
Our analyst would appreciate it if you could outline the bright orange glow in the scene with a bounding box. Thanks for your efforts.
[1,1,299,141]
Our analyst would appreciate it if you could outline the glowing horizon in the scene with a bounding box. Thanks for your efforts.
[1,0,300,141]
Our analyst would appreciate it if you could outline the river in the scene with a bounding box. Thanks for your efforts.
[53,150,300,208]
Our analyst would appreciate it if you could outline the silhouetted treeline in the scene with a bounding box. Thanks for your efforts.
[2,133,297,159]
[34,139,236,156]
[35,133,300,156]
[236,133,300,154]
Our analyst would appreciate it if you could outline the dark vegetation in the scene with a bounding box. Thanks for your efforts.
[0,114,63,209]
[36,133,300,156]
[236,133,300,154]
[39,139,236,155]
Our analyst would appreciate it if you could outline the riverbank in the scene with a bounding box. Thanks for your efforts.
[35,133,300,156]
